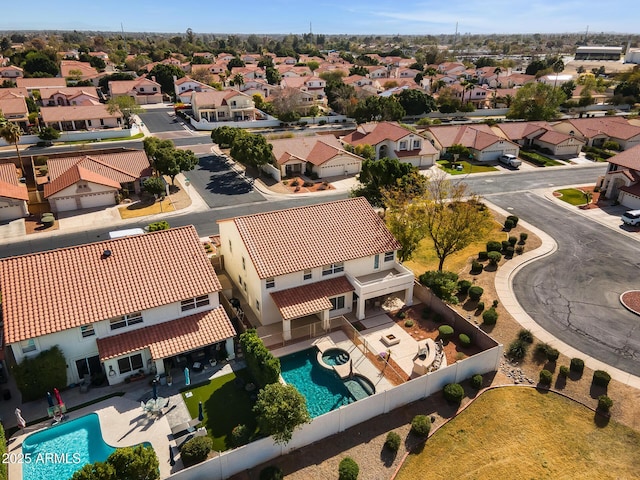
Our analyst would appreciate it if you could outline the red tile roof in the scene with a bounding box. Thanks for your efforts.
[40,104,121,123]
[271,276,355,320]
[44,164,121,197]
[562,117,640,141]
[0,163,28,201]
[496,122,549,140]
[219,197,401,279]
[428,124,514,151]
[16,78,66,89]
[270,135,362,166]
[0,226,222,344]
[608,144,640,170]
[96,307,235,361]
[343,122,416,145]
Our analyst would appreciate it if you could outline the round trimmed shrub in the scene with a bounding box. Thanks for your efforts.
[482,308,498,325]
[468,286,484,301]
[487,251,502,266]
[507,215,519,226]
[339,457,359,480]
[180,435,213,467]
[501,240,511,251]
[570,358,585,374]
[404,319,414,328]
[397,311,406,319]
[438,325,454,340]
[443,383,465,404]
[457,279,472,294]
[471,374,483,390]
[539,369,553,385]
[545,347,560,362]
[410,414,432,437]
[597,395,613,413]
[505,246,515,258]
[508,236,518,246]
[515,245,525,254]
[507,339,528,360]
[492,300,499,308]
[535,342,550,357]
[519,232,528,243]
[518,329,534,343]
[593,370,611,388]
[478,251,488,260]
[385,431,401,452]
[459,333,472,347]
[260,465,284,480]
[559,365,569,377]
[471,261,483,274]
[476,301,485,312]
[231,423,250,447]
[504,219,515,230]
[486,241,502,252]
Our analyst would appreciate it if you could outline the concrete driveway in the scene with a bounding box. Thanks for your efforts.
[490,190,640,377]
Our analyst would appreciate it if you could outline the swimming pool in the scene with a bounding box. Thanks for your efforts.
[22,413,115,480]
[279,348,374,417]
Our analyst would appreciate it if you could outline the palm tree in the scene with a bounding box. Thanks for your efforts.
[0,121,24,175]
[232,73,245,89]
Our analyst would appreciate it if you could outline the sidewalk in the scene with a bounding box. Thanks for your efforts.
[487,195,640,390]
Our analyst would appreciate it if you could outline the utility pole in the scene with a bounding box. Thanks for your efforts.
[121,22,128,54]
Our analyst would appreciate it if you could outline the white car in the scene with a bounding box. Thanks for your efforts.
[621,210,640,226]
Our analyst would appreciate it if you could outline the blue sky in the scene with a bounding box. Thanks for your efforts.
[1,0,636,35]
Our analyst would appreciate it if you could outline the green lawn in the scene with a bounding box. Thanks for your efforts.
[397,388,640,480]
[60,132,144,145]
[181,369,257,451]
[555,188,590,206]
[519,150,564,167]
[437,160,498,175]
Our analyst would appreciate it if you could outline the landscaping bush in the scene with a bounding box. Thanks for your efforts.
[507,339,528,360]
[468,286,484,301]
[505,246,515,258]
[559,365,569,377]
[471,374,483,390]
[385,431,402,452]
[478,251,488,260]
[508,236,518,246]
[593,370,611,388]
[459,333,472,347]
[570,358,585,374]
[519,232,528,243]
[410,415,432,436]
[486,240,502,252]
[487,251,502,266]
[482,308,498,325]
[492,300,499,308]
[501,240,511,252]
[518,329,534,343]
[507,215,519,227]
[539,369,553,385]
[597,395,613,413]
[476,301,485,312]
[515,245,525,255]
[438,325,454,340]
[418,270,459,301]
[457,280,472,294]
[148,220,170,232]
[397,311,406,319]
[180,435,213,467]
[443,383,465,404]
[504,219,515,230]
[338,457,359,480]
[231,424,251,447]
[12,346,67,402]
[239,329,281,386]
[603,140,621,151]
[404,319,414,328]
[471,261,483,274]
[535,342,551,357]
[260,465,284,480]
[545,347,560,362]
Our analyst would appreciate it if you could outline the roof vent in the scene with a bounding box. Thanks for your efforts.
[102,249,112,259]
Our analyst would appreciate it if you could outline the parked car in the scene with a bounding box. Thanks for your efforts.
[499,154,522,169]
[621,209,640,226]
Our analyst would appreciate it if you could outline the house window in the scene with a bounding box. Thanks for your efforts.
[413,140,421,149]
[100,119,104,126]
[374,255,380,269]
[242,257,246,270]
[330,296,345,311]
[256,300,260,311]
[87,120,92,126]
[399,141,407,151]
[110,312,143,330]
[322,262,344,276]
[303,269,312,281]
[153,87,157,92]
[20,339,37,354]
[266,278,275,289]
[140,87,145,92]
[117,353,144,375]
[180,295,210,312]
[80,325,95,338]
[384,251,395,262]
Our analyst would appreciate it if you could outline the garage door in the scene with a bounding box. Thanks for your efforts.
[320,164,346,178]
[54,197,78,212]
[0,204,25,221]
[619,192,640,210]
[80,193,115,210]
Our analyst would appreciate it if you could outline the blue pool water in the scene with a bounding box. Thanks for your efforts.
[22,413,115,480]
[280,348,374,417]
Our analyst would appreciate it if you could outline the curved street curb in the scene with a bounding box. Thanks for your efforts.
[619,291,640,316]
[485,198,640,390]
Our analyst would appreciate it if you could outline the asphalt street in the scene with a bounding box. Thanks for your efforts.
[491,191,640,377]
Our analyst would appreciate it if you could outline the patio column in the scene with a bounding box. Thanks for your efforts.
[404,283,414,306]
[356,297,366,320]
[321,310,330,331]
[283,319,292,341]
[225,338,236,360]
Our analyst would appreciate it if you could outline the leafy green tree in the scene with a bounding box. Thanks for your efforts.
[325,80,356,115]
[230,132,273,168]
[560,80,577,100]
[148,63,185,94]
[211,126,244,148]
[143,136,174,172]
[239,330,281,386]
[38,126,60,142]
[98,72,135,92]
[265,66,281,85]
[148,221,170,232]
[506,82,566,121]
[155,147,198,185]
[0,121,24,173]
[306,61,319,72]
[227,57,245,70]
[447,143,471,160]
[71,461,116,480]
[143,176,166,196]
[349,65,368,76]
[23,52,59,76]
[106,96,142,126]
[352,95,405,124]
[253,383,310,445]
[383,188,428,262]
[418,270,459,301]
[344,143,375,161]
[12,346,67,401]
[351,157,421,207]
[71,445,158,480]
[396,89,436,116]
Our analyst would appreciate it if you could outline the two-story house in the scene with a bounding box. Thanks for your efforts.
[597,144,640,208]
[342,121,439,168]
[39,86,101,107]
[109,77,163,105]
[174,76,216,104]
[0,65,24,79]
[191,90,256,123]
[0,226,236,386]
[217,197,414,341]
[0,89,28,129]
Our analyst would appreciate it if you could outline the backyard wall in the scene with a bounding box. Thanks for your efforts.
[168,286,503,480]
[0,126,139,146]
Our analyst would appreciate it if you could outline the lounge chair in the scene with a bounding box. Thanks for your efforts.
[170,418,201,438]
[175,428,207,449]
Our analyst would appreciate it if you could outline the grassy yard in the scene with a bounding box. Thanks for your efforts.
[519,150,564,167]
[181,370,257,451]
[555,188,590,206]
[437,160,498,175]
[60,133,144,145]
[397,388,640,480]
